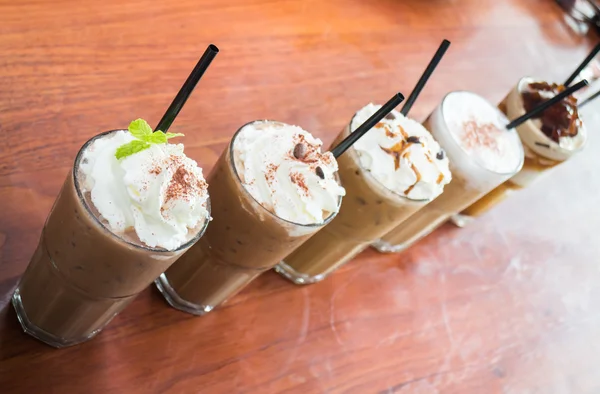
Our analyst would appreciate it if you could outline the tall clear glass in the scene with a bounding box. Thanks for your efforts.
[451,78,588,227]
[373,92,524,252]
[12,130,210,348]
[275,121,430,285]
[155,121,342,314]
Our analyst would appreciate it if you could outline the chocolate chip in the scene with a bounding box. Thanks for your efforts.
[384,112,396,120]
[407,136,421,144]
[293,143,307,159]
[315,166,325,179]
[355,170,360,175]
[535,142,551,148]
[436,150,445,160]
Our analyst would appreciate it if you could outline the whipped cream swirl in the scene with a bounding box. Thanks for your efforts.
[233,121,345,225]
[79,130,210,251]
[443,92,523,174]
[351,104,451,200]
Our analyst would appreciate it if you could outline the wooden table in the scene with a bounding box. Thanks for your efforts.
[1,0,599,392]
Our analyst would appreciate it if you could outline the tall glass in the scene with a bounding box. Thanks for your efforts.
[156,121,342,314]
[373,91,524,252]
[12,130,210,348]
[275,122,429,285]
[451,77,588,227]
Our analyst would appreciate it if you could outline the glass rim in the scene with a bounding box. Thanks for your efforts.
[438,90,525,176]
[347,112,434,203]
[73,129,211,253]
[228,120,343,228]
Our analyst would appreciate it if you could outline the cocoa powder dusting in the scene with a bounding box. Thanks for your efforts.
[265,163,279,183]
[165,166,205,204]
[290,172,309,196]
[149,165,162,175]
[461,120,501,152]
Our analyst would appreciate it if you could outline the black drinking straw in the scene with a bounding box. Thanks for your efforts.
[330,92,405,158]
[579,88,600,107]
[400,39,451,116]
[564,43,600,87]
[154,44,219,132]
[505,79,589,129]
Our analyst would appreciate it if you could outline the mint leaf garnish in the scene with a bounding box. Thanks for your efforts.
[115,119,186,159]
[115,140,151,160]
[128,118,153,139]
[145,131,168,144]
[166,132,185,139]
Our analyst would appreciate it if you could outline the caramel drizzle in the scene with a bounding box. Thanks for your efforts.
[377,128,445,195]
[397,125,408,139]
[380,140,409,170]
[404,164,421,195]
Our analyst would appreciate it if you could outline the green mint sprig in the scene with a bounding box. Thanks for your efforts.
[115,119,184,160]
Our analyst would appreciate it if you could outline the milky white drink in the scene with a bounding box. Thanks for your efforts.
[375,91,524,252]
[156,120,345,314]
[13,122,210,347]
[276,104,451,284]
[453,78,588,225]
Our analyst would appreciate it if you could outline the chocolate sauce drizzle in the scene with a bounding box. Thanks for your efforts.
[521,82,581,143]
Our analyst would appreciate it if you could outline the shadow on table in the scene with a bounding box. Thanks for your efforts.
[0,299,120,392]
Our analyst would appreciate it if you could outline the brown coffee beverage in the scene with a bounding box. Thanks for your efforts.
[156,120,345,314]
[277,104,451,284]
[374,91,524,252]
[13,128,210,347]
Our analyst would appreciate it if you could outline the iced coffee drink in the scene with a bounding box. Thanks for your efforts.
[374,91,524,252]
[276,104,451,284]
[12,120,211,347]
[156,120,345,314]
[452,78,588,226]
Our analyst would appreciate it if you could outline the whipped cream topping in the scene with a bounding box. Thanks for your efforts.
[79,130,210,251]
[508,77,588,161]
[233,121,345,225]
[443,91,523,174]
[351,104,452,200]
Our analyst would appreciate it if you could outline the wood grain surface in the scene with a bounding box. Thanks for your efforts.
[1,0,600,393]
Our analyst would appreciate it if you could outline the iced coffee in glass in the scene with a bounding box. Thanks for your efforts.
[374,91,524,252]
[275,104,452,284]
[156,120,345,314]
[13,121,211,347]
[452,78,588,226]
